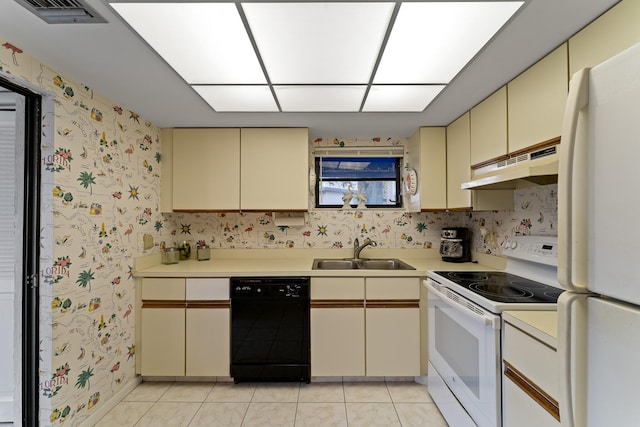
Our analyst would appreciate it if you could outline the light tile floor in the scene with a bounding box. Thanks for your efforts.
[93,381,448,426]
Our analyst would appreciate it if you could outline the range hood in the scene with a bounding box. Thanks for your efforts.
[462,145,559,190]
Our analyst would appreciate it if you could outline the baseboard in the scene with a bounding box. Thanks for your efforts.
[78,376,142,427]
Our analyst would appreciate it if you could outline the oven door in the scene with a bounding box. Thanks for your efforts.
[427,277,502,427]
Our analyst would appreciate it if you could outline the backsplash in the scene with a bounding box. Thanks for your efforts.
[162,210,462,250]
[162,182,557,254]
[466,183,558,254]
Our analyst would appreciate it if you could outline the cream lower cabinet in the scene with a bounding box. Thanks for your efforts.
[186,307,229,376]
[140,277,230,377]
[310,277,365,377]
[186,278,230,376]
[310,276,420,377]
[140,278,186,376]
[502,321,560,426]
[365,277,420,377]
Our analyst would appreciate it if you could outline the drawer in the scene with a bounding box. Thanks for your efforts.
[186,278,229,300]
[311,277,365,300]
[366,277,420,300]
[503,322,558,399]
[141,278,185,300]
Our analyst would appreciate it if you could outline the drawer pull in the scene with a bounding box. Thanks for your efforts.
[504,360,560,422]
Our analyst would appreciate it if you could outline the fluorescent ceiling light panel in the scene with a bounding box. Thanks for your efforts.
[374,1,524,83]
[193,86,278,112]
[111,2,265,84]
[363,85,445,112]
[274,86,366,112]
[243,2,394,84]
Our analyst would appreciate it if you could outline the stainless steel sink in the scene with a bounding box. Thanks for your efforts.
[312,258,415,270]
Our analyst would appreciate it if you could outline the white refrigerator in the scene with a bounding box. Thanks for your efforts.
[558,41,640,427]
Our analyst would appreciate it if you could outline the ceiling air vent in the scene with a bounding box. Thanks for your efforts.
[15,0,107,24]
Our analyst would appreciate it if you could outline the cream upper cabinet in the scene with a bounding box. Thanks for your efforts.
[507,43,568,153]
[240,128,309,211]
[446,112,472,209]
[408,127,446,211]
[470,86,507,166]
[172,128,241,210]
[569,0,640,75]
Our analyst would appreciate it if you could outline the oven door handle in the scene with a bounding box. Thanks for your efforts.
[426,279,500,330]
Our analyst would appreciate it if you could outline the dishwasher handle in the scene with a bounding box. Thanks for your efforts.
[425,278,500,329]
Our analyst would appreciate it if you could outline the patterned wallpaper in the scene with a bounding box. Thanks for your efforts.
[1,40,164,425]
[1,39,558,427]
[162,183,558,255]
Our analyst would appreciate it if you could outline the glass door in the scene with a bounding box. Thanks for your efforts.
[0,78,41,426]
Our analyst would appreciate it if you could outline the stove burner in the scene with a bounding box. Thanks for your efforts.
[448,272,490,281]
[469,282,535,299]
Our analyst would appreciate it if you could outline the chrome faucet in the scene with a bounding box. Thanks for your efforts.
[353,238,377,259]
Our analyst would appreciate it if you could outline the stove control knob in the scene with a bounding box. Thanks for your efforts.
[510,241,518,249]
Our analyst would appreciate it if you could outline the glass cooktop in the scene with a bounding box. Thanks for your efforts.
[433,271,563,304]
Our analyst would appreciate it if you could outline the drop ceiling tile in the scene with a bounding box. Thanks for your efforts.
[363,85,445,112]
[274,86,367,112]
[112,2,266,84]
[374,1,524,84]
[243,2,394,84]
[193,85,278,112]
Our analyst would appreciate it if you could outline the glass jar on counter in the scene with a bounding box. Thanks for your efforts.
[162,247,180,265]
[178,241,191,260]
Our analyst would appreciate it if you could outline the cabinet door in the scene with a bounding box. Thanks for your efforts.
[446,112,472,209]
[507,44,568,153]
[172,128,240,210]
[569,0,640,76]
[470,86,507,166]
[503,379,560,427]
[365,307,420,376]
[410,127,446,210]
[311,307,365,377]
[240,128,309,210]
[140,307,185,376]
[140,278,185,376]
[186,308,230,376]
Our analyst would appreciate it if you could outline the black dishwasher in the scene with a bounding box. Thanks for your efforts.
[230,277,310,383]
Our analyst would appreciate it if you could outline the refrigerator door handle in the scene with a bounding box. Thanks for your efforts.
[558,67,590,292]
[558,291,589,427]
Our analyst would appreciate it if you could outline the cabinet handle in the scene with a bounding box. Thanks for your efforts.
[311,299,364,308]
[366,300,419,308]
[504,360,560,422]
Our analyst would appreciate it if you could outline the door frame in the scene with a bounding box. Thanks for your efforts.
[0,75,41,426]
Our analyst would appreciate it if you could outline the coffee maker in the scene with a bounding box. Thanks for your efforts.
[439,227,471,263]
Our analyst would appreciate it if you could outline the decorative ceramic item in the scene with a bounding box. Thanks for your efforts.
[342,185,354,209]
[357,192,367,209]
[405,168,418,195]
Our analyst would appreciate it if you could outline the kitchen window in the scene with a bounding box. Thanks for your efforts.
[314,150,403,209]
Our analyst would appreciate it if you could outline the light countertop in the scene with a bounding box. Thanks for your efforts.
[133,248,505,278]
[503,310,558,349]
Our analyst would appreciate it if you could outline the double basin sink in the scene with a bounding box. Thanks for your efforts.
[312,258,415,270]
